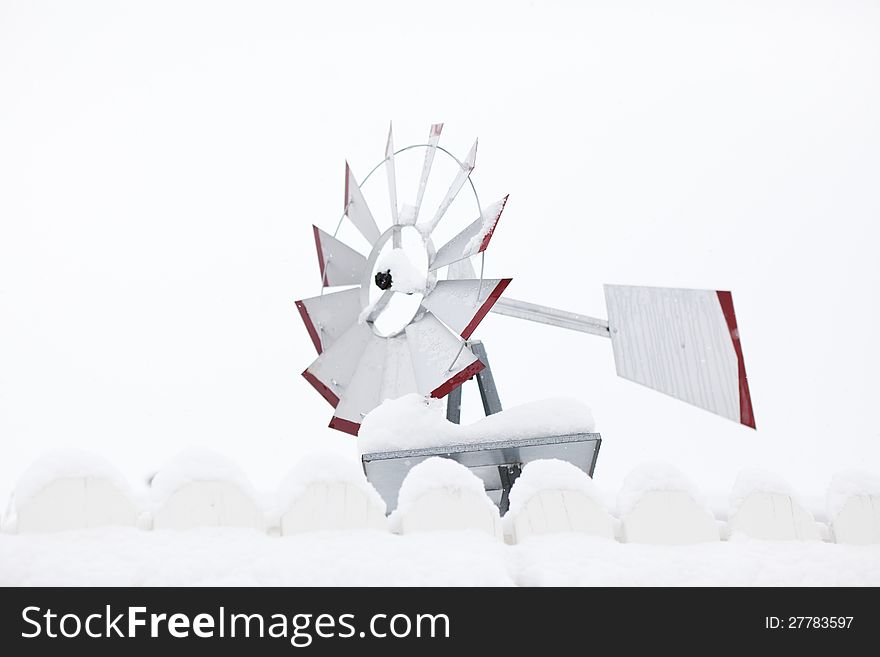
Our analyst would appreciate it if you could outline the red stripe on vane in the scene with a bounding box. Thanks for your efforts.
[461,278,511,339]
[329,416,360,436]
[302,369,339,407]
[716,291,756,429]
[430,359,485,399]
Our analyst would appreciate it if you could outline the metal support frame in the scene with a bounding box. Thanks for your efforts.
[362,433,602,512]
[446,340,502,423]
[497,463,522,515]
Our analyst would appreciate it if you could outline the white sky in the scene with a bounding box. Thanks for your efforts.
[1,0,878,504]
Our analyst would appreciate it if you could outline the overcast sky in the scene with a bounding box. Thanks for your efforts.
[1,0,878,504]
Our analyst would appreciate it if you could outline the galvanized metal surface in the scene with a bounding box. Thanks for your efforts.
[470,340,502,416]
[490,297,611,337]
[604,284,753,427]
[405,312,482,398]
[422,139,478,236]
[362,433,602,512]
[312,226,366,288]
[384,123,400,248]
[420,278,511,339]
[413,123,443,222]
[429,195,508,271]
[344,161,381,245]
[302,322,375,408]
[295,287,362,354]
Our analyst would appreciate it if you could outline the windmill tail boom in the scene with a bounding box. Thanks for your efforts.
[490,297,611,337]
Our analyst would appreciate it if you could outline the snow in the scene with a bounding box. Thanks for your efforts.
[0,528,511,586]
[506,459,604,518]
[826,469,880,521]
[2,451,880,585]
[1,1,879,541]
[513,534,880,586]
[1,529,878,586]
[616,462,708,517]
[359,393,595,453]
[398,204,417,226]
[10,448,137,512]
[148,448,257,507]
[463,197,506,254]
[374,247,425,294]
[276,450,385,515]
[391,457,491,521]
[729,468,806,516]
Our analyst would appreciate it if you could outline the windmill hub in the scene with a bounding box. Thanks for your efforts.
[375,270,393,290]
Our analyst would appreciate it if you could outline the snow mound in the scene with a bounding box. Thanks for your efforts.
[374,248,425,294]
[617,462,707,517]
[12,449,135,512]
[390,457,492,527]
[149,448,256,507]
[277,451,386,515]
[729,468,805,516]
[359,394,595,454]
[827,469,880,520]
[507,459,603,518]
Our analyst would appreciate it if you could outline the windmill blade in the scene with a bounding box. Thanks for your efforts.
[413,123,443,222]
[379,333,417,400]
[312,226,367,288]
[345,161,382,245]
[385,123,400,248]
[447,257,477,280]
[295,287,361,355]
[421,278,512,339]
[405,311,484,398]
[421,139,477,236]
[604,284,756,429]
[429,195,508,271]
[302,322,374,408]
[330,334,387,435]
[330,333,421,435]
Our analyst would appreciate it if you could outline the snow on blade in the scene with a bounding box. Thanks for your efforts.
[430,196,508,271]
[358,393,595,454]
[403,312,483,398]
[617,462,709,517]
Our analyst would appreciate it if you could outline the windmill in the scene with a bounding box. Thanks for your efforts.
[296,124,755,510]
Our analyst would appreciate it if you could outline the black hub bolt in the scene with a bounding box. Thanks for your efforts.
[374,269,393,290]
